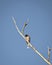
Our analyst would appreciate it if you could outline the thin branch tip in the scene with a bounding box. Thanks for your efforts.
[12,16,16,25]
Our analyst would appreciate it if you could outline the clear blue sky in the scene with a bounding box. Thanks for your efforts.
[0,0,52,65]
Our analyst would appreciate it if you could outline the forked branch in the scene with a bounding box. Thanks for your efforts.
[12,16,52,65]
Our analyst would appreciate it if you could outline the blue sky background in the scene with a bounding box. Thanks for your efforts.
[0,0,52,65]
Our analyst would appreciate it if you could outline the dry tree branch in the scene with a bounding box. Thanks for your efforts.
[21,18,30,35]
[12,16,52,65]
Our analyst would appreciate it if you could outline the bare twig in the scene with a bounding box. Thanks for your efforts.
[21,18,30,35]
[22,22,27,35]
[12,16,52,65]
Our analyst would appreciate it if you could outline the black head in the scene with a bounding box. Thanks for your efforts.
[25,34,29,37]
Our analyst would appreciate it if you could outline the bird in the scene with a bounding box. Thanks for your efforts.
[25,34,30,44]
